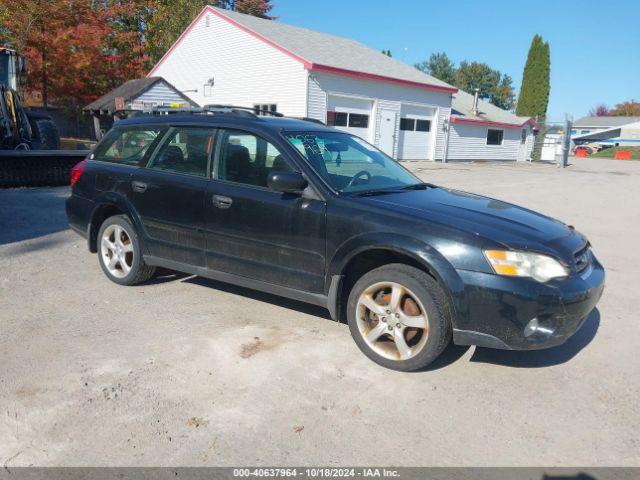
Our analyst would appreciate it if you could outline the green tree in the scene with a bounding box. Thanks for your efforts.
[456,61,499,97]
[516,34,550,119]
[414,52,456,85]
[492,74,516,111]
[381,49,392,57]
[516,34,550,161]
[456,61,515,110]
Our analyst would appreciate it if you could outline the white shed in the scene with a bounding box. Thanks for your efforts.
[446,90,537,162]
[148,6,535,162]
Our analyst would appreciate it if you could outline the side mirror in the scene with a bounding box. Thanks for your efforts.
[267,171,307,193]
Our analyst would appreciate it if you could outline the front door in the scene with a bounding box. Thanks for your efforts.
[128,126,214,265]
[204,129,326,293]
[378,109,397,157]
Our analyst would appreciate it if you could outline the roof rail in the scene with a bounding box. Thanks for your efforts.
[202,104,284,118]
[294,117,326,125]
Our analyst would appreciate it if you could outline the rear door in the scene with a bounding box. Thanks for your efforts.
[204,128,326,293]
[128,126,215,265]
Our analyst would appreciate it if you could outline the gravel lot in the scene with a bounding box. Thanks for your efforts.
[1,157,639,467]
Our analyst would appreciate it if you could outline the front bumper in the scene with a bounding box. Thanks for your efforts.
[453,256,605,350]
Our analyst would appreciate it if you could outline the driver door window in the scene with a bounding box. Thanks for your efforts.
[216,130,292,188]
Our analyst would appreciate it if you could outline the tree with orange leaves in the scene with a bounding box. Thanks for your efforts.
[1,0,150,110]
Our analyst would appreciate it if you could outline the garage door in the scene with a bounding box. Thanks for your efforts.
[397,104,436,160]
[326,95,373,141]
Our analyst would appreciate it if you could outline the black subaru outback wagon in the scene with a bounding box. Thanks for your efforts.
[67,107,605,371]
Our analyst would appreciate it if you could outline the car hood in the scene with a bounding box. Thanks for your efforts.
[360,186,585,254]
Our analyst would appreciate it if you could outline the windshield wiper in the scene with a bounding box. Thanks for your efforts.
[354,189,403,197]
[399,182,437,190]
[353,183,437,197]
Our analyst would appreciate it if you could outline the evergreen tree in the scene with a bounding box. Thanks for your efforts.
[516,35,550,161]
[414,52,456,85]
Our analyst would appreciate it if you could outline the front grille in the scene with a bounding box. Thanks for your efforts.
[574,244,591,273]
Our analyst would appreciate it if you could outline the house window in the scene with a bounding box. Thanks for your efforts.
[487,129,504,145]
[570,129,577,135]
[521,129,527,144]
[415,120,431,132]
[400,118,415,131]
[327,111,348,127]
[253,104,277,116]
[348,113,369,128]
[580,130,590,134]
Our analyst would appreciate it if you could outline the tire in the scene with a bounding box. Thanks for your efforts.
[346,263,452,371]
[30,118,60,150]
[97,215,156,286]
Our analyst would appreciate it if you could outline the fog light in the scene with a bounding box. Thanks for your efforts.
[524,317,539,337]
[524,317,556,338]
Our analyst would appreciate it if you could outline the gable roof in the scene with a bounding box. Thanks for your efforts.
[84,77,197,114]
[573,116,640,128]
[450,90,537,129]
[148,6,457,94]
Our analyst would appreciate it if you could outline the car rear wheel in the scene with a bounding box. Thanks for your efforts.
[97,215,156,286]
[347,263,452,371]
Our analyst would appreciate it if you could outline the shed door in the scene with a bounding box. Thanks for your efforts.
[327,95,373,141]
[397,104,436,160]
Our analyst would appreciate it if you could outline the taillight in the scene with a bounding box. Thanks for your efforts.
[70,160,86,187]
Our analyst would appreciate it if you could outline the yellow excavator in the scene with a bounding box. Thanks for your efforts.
[0,46,60,150]
[0,46,87,186]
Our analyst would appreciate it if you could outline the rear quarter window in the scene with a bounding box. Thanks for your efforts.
[92,126,164,165]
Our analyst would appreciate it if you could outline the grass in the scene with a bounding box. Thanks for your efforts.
[589,146,640,160]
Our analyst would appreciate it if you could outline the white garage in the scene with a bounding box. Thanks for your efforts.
[149,6,537,162]
[397,104,437,160]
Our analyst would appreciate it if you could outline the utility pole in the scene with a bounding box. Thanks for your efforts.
[560,114,572,168]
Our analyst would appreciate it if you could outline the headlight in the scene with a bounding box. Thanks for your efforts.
[484,249,569,282]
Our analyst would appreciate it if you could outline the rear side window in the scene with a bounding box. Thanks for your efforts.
[148,127,214,178]
[93,127,163,165]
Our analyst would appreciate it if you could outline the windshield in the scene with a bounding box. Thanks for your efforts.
[284,131,421,193]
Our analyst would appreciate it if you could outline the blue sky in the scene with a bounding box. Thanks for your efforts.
[271,0,640,122]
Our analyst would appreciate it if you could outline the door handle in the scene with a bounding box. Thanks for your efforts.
[131,181,147,193]
[212,194,233,209]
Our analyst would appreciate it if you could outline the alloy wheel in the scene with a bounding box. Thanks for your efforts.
[100,224,134,279]
[356,281,430,361]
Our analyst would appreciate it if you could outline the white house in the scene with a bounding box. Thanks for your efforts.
[447,90,537,162]
[149,6,536,162]
[571,116,640,148]
[571,116,640,138]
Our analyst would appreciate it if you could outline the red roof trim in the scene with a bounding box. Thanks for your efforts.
[308,64,458,93]
[451,115,539,130]
[148,6,458,95]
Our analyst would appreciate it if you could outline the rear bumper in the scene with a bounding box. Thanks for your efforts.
[453,256,605,350]
[66,194,94,243]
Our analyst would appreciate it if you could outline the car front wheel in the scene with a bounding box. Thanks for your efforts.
[347,264,452,371]
[97,215,156,286]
